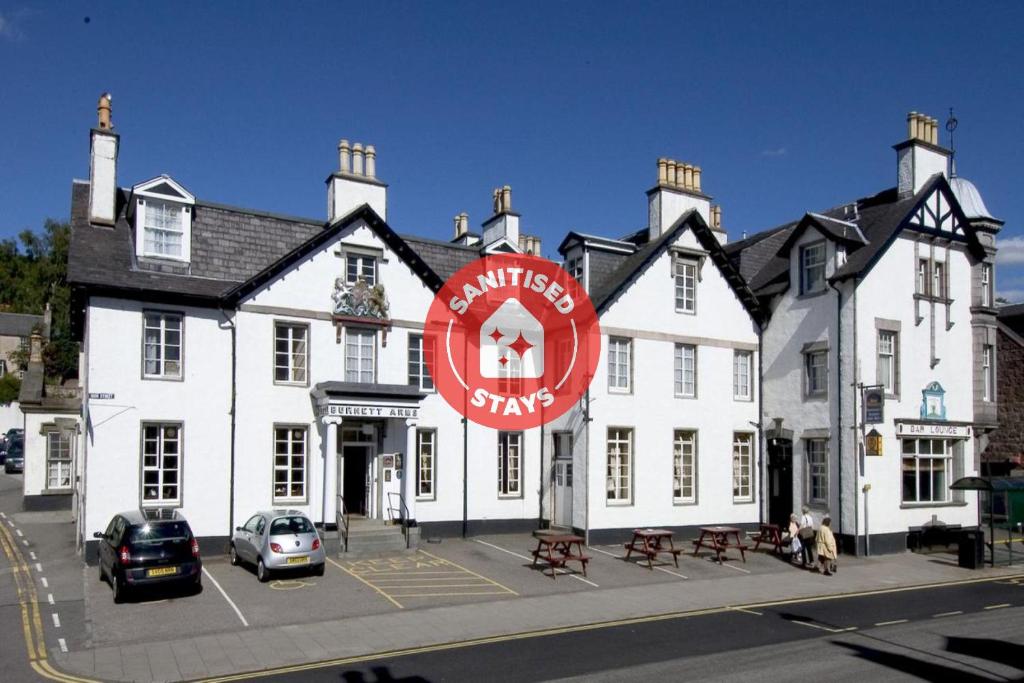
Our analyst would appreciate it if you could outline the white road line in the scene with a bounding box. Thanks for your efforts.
[58,638,68,653]
[984,603,1011,610]
[730,606,763,616]
[16,529,23,537]
[29,551,36,560]
[589,545,689,578]
[933,611,963,618]
[791,620,857,634]
[874,619,909,626]
[0,512,6,518]
[52,613,61,628]
[34,563,41,572]
[713,559,752,574]
[21,539,27,547]
[475,539,599,588]
[47,593,54,605]
[6,520,14,527]
[202,567,249,627]
[41,577,48,588]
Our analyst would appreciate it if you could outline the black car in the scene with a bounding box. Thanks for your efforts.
[94,509,202,603]
[3,439,24,473]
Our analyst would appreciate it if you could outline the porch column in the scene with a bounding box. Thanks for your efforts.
[404,418,418,522]
[322,416,343,527]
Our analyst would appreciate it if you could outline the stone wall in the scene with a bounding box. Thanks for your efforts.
[982,327,1024,473]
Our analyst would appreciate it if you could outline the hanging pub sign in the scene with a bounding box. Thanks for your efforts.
[865,428,883,456]
[863,386,884,424]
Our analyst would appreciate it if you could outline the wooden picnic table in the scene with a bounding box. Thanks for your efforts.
[692,526,748,564]
[624,528,682,569]
[752,523,784,554]
[530,533,590,579]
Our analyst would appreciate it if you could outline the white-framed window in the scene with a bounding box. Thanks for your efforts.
[800,242,826,295]
[142,200,184,258]
[805,350,827,397]
[901,438,953,504]
[674,344,697,397]
[497,351,523,396]
[416,429,436,500]
[673,430,696,504]
[141,423,181,505]
[981,263,993,307]
[346,252,377,285]
[983,344,994,402]
[274,323,308,385]
[917,258,930,296]
[565,256,583,283]
[878,331,898,395]
[498,431,522,498]
[273,426,307,503]
[732,432,753,502]
[143,312,182,379]
[606,427,632,504]
[45,431,72,489]
[345,328,376,383]
[408,333,435,391]
[932,261,946,299]
[675,259,697,313]
[806,439,828,504]
[0,359,7,376]
[733,350,752,401]
[608,337,632,392]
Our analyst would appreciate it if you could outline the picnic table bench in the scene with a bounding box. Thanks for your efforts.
[624,528,683,569]
[751,523,785,554]
[531,533,590,579]
[692,526,748,564]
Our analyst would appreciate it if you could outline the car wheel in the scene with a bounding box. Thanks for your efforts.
[229,544,239,566]
[257,558,269,583]
[112,575,126,604]
[313,563,325,577]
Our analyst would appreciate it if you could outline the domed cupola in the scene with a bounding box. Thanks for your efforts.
[950,176,995,221]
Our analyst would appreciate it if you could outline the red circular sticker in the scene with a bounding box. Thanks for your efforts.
[424,253,602,430]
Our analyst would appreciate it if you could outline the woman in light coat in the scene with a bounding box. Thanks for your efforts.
[816,515,838,576]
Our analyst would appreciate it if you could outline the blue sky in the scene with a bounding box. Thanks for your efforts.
[2,2,1022,297]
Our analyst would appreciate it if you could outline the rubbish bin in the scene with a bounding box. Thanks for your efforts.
[958,530,984,569]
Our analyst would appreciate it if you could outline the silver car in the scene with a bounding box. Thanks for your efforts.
[229,510,326,582]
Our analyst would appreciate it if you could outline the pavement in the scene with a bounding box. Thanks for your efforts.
[1,471,1023,682]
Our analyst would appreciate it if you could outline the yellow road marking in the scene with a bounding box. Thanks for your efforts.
[933,611,963,618]
[417,549,518,596]
[984,603,1011,610]
[874,619,909,626]
[198,571,1024,683]
[327,557,404,609]
[388,591,513,598]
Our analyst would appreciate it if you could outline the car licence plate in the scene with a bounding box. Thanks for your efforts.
[147,566,179,578]
[286,556,309,565]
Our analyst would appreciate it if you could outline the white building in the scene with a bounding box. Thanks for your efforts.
[727,112,1001,552]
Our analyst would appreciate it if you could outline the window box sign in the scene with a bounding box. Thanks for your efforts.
[896,421,972,438]
[319,403,419,420]
[863,387,884,424]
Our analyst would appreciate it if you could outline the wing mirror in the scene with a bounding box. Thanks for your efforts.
[92,532,105,539]
[235,526,245,532]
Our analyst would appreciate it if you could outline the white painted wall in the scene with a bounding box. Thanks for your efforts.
[0,402,21,434]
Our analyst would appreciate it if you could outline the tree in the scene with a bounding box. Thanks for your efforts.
[0,219,77,381]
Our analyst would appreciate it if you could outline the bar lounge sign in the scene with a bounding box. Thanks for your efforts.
[896,422,972,438]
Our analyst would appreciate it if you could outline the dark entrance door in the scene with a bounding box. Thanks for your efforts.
[767,439,793,528]
[343,445,370,516]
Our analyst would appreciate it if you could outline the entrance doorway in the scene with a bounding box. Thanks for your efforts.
[767,439,793,528]
[552,432,573,528]
[339,425,376,518]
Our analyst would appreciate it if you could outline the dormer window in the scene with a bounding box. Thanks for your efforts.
[130,175,195,264]
[800,241,826,295]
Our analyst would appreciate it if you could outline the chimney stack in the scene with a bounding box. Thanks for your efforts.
[88,93,119,227]
[327,138,388,222]
[648,156,714,241]
[482,185,521,248]
[451,212,480,246]
[518,234,541,255]
[896,111,950,197]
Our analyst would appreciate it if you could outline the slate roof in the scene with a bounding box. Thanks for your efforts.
[0,312,43,338]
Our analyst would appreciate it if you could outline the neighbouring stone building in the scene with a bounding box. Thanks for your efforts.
[982,304,1024,476]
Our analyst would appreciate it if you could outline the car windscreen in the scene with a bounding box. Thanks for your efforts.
[270,516,315,535]
[7,444,23,456]
[129,522,190,543]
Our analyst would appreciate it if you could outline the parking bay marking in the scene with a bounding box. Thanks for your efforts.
[590,545,688,579]
[202,567,249,628]
[475,539,599,588]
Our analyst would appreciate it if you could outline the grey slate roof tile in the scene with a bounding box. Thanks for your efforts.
[0,312,43,338]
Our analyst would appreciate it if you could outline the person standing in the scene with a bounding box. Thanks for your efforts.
[816,515,838,576]
[798,505,815,568]
[786,513,802,565]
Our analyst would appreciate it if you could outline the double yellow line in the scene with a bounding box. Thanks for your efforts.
[0,520,98,683]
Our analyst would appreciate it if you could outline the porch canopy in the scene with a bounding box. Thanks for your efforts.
[312,381,426,421]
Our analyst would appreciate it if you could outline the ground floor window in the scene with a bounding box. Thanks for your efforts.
[416,429,436,500]
[46,431,72,489]
[902,437,955,504]
[673,430,696,503]
[142,423,181,505]
[732,432,753,502]
[498,431,522,497]
[274,426,307,503]
[607,427,633,504]
[805,438,828,504]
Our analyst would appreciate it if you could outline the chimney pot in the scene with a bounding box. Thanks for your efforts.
[97,93,112,130]
[29,333,43,363]
[365,144,376,178]
[352,143,365,176]
[657,158,668,185]
[338,139,351,173]
[908,112,918,139]
[683,164,694,191]
[929,118,938,145]
[692,166,702,193]
[666,160,677,187]
[502,185,512,213]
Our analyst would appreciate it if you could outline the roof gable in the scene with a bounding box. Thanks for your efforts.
[131,175,195,204]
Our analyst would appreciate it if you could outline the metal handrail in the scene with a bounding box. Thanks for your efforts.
[337,494,350,553]
[387,491,411,549]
